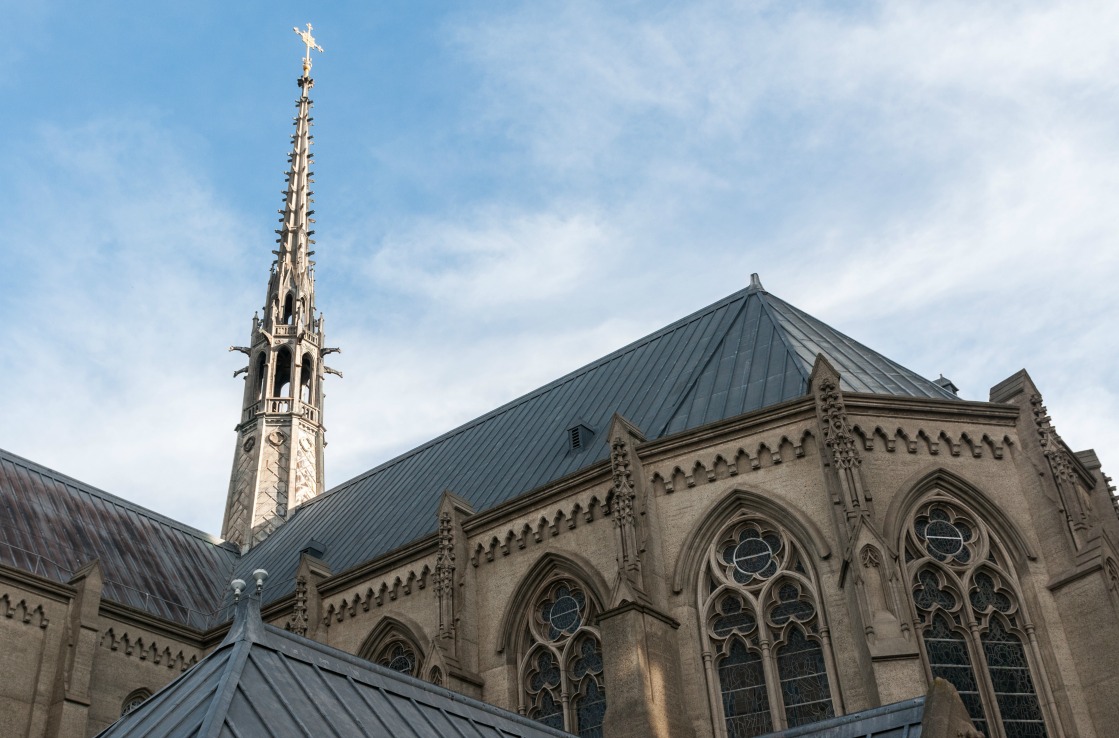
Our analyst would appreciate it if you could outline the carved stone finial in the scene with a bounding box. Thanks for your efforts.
[435,511,457,639]
[285,576,309,636]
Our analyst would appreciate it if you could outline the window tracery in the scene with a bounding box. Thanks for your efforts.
[121,688,151,717]
[700,515,837,737]
[359,621,424,679]
[904,496,1050,738]
[376,638,419,676]
[517,576,606,737]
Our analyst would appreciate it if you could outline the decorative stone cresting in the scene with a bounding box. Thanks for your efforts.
[651,430,815,494]
[284,575,309,636]
[849,425,1010,459]
[98,628,198,670]
[470,492,606,567]
[322,564,432,626]
[0,593,49,628]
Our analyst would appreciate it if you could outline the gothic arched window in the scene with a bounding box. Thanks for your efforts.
[121,688,151,716]
[273,348,292,398]
[517,576,606,737]
[903,496,1051,738]
[376,638,420,676]
[359,620,424,680]
[700,515,838,738]
[299,353,314,404]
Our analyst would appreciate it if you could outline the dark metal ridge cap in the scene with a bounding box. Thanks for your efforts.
[752,287,812,385]
[757,695,925,737]
[0,447,233,548]
[289,284,762,509]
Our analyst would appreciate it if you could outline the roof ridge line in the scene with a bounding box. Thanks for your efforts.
[754,290,813,383]
[300,283,760,504]
[0,446,232,548]
[649,293,753,438]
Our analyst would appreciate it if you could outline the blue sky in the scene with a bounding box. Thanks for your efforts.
[2,2,1116,534]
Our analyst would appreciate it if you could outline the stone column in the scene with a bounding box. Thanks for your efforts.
[45,560,102,738]
[598,601,694,738]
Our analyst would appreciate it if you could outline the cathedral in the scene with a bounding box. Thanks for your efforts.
[2,30,1117,738]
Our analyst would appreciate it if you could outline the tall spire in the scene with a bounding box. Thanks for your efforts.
[222,27,339,551]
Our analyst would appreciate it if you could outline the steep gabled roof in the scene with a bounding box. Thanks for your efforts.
[239,277,957,605]
[96,588,574,738]
[0,448,236,629]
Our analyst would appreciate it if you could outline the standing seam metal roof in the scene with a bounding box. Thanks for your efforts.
[0,448,237,629]
[0,280,957,624]
[95,592,574,738]
[237,280,958,607]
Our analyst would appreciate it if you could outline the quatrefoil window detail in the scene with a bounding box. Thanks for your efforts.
[722,527,781,583]
[528,650,562,692]
[914,570,958,613]
[712,593,758,637]
[915,507,973,564]
[969,572,1012,614]
[771,583,815,625]
[540,585,586,640]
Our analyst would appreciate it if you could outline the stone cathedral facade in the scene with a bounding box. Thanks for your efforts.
[2,51,1118,738]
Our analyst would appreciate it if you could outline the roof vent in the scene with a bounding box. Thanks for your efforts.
[300,538,326,559]
[935,375,959,396]
[567,424,594,453]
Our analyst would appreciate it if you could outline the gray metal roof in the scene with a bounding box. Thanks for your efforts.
[0,448,236,629]
[756,696,925,737]
[238,278,958,606]
[0,278,957,624]
[96,588,573,738]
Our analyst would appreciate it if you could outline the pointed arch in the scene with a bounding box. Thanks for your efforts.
[282,293,295,325]
[358,614,427,678]
[884,467,1035,569]
[121,688,151,716]
[273,347,293,398]
[695,497,841,735]
[899,481,1055,737]
[500,551,610,736]
[497,551,610,656]
[299,352,314,403]
[672,487,832,595]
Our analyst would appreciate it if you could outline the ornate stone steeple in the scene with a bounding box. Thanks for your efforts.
[222,27,339,550]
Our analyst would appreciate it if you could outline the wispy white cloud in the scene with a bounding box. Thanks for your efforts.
[4,2,1116,536]
[2,117,256,530]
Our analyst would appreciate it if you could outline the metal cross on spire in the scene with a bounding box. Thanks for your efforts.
[293,23,323,75]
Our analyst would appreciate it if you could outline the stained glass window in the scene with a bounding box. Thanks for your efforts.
[703,515,835,737]
[905,496,1052,738]
[121,689,151,716]
[924,614,987,734]
[377,640,418,676]
[519,577,606,734]
[777,628,834,727]
[982,620,1047,738]
[719,639,772,737]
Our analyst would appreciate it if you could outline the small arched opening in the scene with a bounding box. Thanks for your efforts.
[273,348,292,398]
[282,293,295,325]
[253,353,268,401]
[299,353,314,403]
